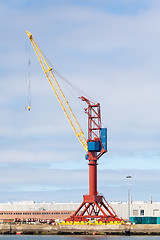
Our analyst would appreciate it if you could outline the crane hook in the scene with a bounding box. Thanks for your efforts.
[28,106,31,111]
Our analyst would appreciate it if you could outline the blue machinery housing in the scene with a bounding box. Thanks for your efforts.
[88,128,107,152]
[101,128,107,151]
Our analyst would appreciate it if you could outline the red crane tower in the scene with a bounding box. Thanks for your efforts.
[66,97,121,222]
[26,31,122,223]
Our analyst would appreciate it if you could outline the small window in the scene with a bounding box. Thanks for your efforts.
[133,210,138,216]
[140,210,144,216]
[153,209,159,216]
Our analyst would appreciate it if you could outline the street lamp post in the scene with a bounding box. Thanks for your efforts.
[126,175,132,221]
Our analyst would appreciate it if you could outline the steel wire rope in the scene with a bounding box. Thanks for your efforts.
[43,52,99,138]
[50,64,89,132]
[31,41,100,142]
[25,40,32,110]
[34,42,88,141]
[45,55,90,136]
[24,41,28,109]
[34,39,98,108]
[40,48,97,104]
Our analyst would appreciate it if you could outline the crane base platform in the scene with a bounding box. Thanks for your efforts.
[65,195,122,223]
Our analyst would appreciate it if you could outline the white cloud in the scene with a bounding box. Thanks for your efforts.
[0,167,159,202]
[0,0,160,202]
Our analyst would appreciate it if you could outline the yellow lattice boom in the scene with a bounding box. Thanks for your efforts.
[26,31,87,151]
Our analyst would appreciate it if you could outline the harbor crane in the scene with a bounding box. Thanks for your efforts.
[26,31,122,223]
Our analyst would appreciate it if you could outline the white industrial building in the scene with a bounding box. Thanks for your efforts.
[111,201,160,219]
[0,200,160,220]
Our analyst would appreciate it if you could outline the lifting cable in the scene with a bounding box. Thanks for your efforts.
[25,40,31,111]
[42,50,97,105]
[25,41,97,114]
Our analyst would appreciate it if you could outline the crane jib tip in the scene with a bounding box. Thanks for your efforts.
[26,31,32,39]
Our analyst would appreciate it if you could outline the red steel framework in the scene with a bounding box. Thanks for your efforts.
[66,97,122,222]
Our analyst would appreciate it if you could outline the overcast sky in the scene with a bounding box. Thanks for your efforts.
[0,0,160,204]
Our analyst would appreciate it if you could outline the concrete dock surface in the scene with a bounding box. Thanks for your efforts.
[1,224,160,235]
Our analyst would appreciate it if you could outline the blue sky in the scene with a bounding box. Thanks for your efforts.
[0,0,160,204]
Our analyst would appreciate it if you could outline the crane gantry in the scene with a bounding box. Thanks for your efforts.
[26,31,122,224]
